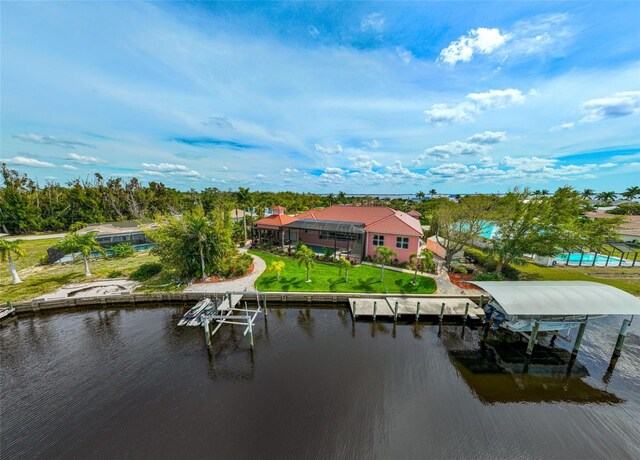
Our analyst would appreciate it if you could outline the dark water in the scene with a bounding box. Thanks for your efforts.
[1,307,639,459]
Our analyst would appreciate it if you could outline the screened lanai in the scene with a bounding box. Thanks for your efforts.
[284,219,366,261]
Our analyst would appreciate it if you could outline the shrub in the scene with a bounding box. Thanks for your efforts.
[129,262,163,281]
[108,270,124,278]
[39,253,51,265]
[473,272,504,281]
[111,243,135,258]
[465,247,519,280]
[322,247,334,262]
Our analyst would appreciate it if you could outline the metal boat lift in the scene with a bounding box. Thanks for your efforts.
[201,291,267,350]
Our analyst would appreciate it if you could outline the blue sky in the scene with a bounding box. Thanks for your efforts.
[1,1,639,193]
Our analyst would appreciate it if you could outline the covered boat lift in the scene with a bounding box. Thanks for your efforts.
[471,281,640,371]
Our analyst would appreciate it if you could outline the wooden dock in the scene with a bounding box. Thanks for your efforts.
[349,297,483,321]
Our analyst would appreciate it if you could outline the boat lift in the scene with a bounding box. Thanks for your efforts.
[199,291,267,350]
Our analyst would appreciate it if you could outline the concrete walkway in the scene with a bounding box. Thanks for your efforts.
[4,232,67,241]
[184,248,267,294]
[361,260,466,295]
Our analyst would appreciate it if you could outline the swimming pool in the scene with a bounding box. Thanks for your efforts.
[56,243,156,264]
[555,252,631,267]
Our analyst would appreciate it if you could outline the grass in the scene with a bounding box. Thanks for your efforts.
[0,237,182,302]
[249,250,436,294]
[516,263,640,296]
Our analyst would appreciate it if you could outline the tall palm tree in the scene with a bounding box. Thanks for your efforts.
[622,186,640,201]
[429,189,437,197]
[409,253,423,285]
[56,232,105,277]
[416,191,426,201]
[327,193,335,206]
[597,191,617,205]
[338,257,352,282]
[0,239,25,284]
[375,246,397,282]
[236,187,251,242]
[295,244,315,282]
[581,188,595,200]
[185,207,210,280]
[337,191,346,204]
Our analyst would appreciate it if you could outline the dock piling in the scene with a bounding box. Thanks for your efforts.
[571,318,588,357]
[415,302,420,322]
[373,301,377,321]
[394,301,398,322]
[461,302,469,337]
[263,293,268,316]
[612,316,633,359]
[353,301,357,319]
[526,320,541,357]
[438,302,445,337]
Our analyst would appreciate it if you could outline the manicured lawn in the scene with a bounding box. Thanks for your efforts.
[249,250,436,294]
[517,263,640,296]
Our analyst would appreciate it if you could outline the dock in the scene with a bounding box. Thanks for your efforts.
[349,296,483,321]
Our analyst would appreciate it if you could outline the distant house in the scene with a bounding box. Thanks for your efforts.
[254,205,423,263]
[230,209,256,223]
[586,211,640,243]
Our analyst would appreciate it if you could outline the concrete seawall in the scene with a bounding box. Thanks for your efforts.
[10,291,485,316]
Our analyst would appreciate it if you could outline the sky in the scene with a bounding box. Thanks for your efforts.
[1,1,639,194]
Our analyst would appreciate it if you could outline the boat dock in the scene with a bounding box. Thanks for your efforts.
[349,296,484,321]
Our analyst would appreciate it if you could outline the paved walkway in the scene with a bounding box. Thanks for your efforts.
[184,248,267,294]
[4,232,67,241]
[361,261,466,295]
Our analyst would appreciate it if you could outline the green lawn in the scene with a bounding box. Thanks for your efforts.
[249,250,436,294]
[517,263,640,296]
[1,237,182,302]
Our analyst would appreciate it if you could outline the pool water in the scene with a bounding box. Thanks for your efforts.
[56,243,156,264]
[556,252,629,266]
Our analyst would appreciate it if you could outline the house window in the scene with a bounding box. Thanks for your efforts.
[372,235,384,246]
[396,237,409,249]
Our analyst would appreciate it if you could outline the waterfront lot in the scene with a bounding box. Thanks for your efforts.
[249,250,437,294]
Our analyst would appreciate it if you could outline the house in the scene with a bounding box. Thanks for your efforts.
[230,208,256,223]
[585,210,640,243]
[425,235,464,261]
[254,205,423,263]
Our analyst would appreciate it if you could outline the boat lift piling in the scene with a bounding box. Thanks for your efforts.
[461,302,469,338]
[437,302,445,337]
[608,315,634,373]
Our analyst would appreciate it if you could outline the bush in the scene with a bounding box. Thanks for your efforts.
[108,270,124,278]
[451,266,468,274]
[473,272,504,281]
[39,253,51,265]
[111,243,135,258]
[129,262,163,281]
[322,247,334,262]
[464,247,519,280]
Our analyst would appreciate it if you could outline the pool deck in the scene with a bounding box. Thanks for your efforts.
[348,296,483,320]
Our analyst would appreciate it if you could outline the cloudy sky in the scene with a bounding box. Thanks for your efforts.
[1,1,639,193]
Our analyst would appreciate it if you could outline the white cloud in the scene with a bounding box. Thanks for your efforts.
[281,168,300,175]
[141,162,189,171]
[396,46,413,64]
[350,154,381,171]
[67,152,103,164]
[363,139,380,149]
[550,122,575,132]
[580,91,640,123]
[255,173,266,179]
[5,156,55,168]
[428,163,470,177]
[319,167,346,185]
[385,161,421,179]
[425,88,525,124]
[417,141,488,163]
[62,164,78,170]
[501,156,557,172]
[438,28,510,65]
[324,167,347,175]
[314,143,343,155]
[466,131,507,144]
[141,169,165,176]
[13,133,95,149]
[361,13,384,32]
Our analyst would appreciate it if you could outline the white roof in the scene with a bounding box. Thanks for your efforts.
[471,281,640,316]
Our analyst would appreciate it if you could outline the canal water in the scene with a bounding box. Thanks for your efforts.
[1,307,639,459]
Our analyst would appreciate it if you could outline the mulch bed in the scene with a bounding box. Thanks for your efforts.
[192,263,255,284]
[448,273,482,290]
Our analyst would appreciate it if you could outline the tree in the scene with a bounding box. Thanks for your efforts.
[337,191,346,204]
[0,239,25,284]
[185,206,210,280]
[621,186,640,201]
[267,260,286,280]
[338,257,352,282]
[434,195,495,270]
[56,232,105,277]
[295,244,315,282]
[416,191,426,201]
[374,246,396,281]
[408,252,433,284]
[429,189,437,197]
[236,187,251,242]
[597,191,617,205]
[581,188,596,200]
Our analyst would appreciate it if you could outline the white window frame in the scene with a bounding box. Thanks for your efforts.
[396,236,409,249]
[372,235,385,246]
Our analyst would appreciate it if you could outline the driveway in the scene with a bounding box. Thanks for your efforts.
[184,249,266,294]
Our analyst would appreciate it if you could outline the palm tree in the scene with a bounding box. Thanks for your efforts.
[429,189,437,198]
[56,232,105,277]
[267,260,285,280]
[236,187,251,242]
[337,191,346,204]
[296,244,315,282]
[327,193,335,206]
[338,257,352,282]
[375,246,397,282]
[581,188,595,200]
[597,191,617,205]
[541,189,550,196]
[622,186,640,201]
[416,191,426,201]
[184,207,210,280]
[0,239,25,284]
[409,253,422,285]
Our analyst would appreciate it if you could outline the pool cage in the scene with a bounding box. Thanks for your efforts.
[556,241,640,267]
[283,219,366,262]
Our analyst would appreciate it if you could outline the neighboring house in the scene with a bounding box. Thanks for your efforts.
[230,208,256,223]
[585,211,640,243]
[47,220,157,263]
[254,205,423,263]
[425,235,464,261]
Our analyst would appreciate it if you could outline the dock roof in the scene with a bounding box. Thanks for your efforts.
[471,281,640,316]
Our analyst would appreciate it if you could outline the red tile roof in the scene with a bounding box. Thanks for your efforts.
[254,214,297,227]
[586,211,640,237]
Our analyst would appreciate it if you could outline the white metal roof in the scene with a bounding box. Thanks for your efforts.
[471,281,640,316]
